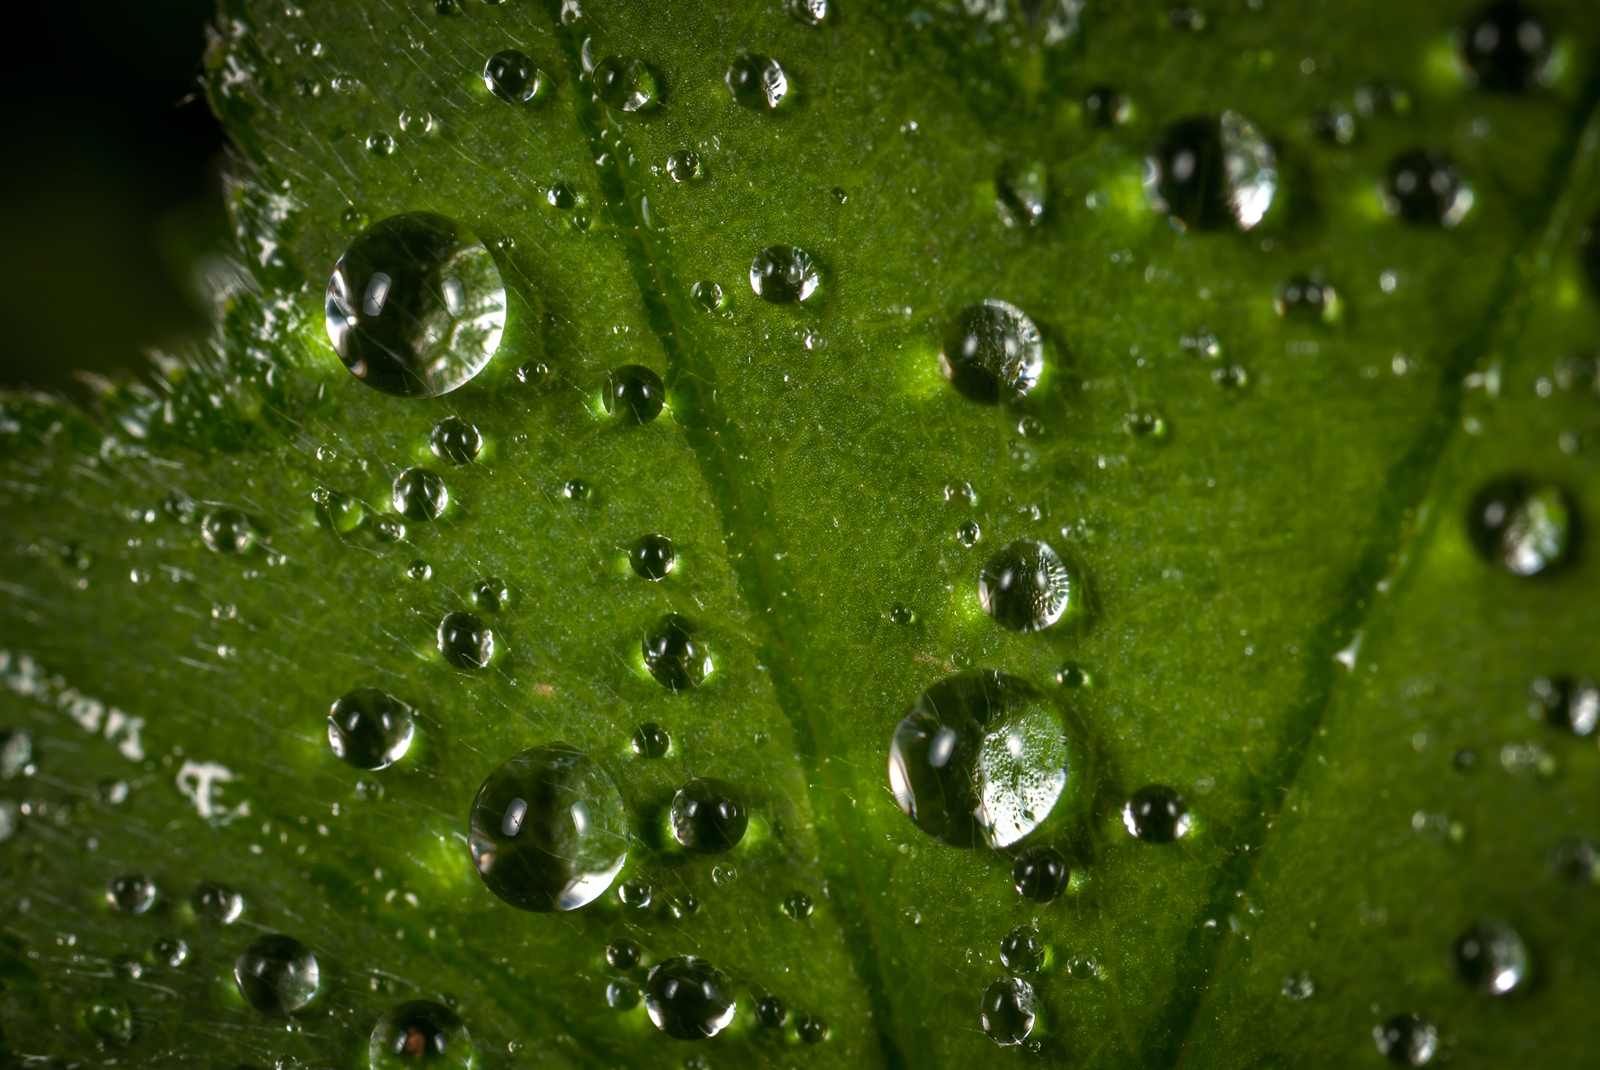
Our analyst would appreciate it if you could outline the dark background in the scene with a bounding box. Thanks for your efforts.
[0,0,229,396]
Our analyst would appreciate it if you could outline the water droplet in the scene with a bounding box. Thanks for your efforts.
[643,614,711,690]
[1452,919,1528,995]
[546,182,579,210]
[376,516,407,542]
[725,55,790,109]
[995,160,1048,229]
[756,995,788,1027]
[631,722,671,758]
[0,731,33,779]
[113,954,143,981]
[438,612,493,669]
[644,957,737,1039]
[978,539,1074,632]
[153,936,188,967]
[1459,1,1548,93]
[313,488,366,533]
[398,109,434,135]
[979,977,1037,1046]
[749,246,819,304]
[80,995,135,1045]
[1467,477,1573,576]
[1011,845,1069,903]
[1274,274,1340,323]
[369,1000,470,1069]
[1122,785,1192,843]
[367,132,395,156]
[783,891,813,920]
[471,578,508,613]
[484,50,545,103]
[938,300,1043,404]
[1211,364,1249,390]
[1083,85,1129,126]
[393,468,448,521]
[1382,150,1473,228]
[999,926,1043,973]
[1312,102,1357,145]
[429,416,481,465]
[711,863,738,886]
[666,151,702,182]
[606,939,641,970]
[956,519,982,547]
[629,534,675,582]
[563,478,591,502]
[407,560,432,582]
[669,895,701,919]
[1372,1015,1438,1066]
[325,213,506,397]
[790,0,828,24]
[1281,971,1315,1001]
[1529,676,1599,735]
[106,871,157,914]
[1054,663,1091,688]
[888,602,916,625]
[606,980,641,1010]
[603,365,666,424]
[201,508,255,554]
[328,688,415,770]
[671,778,748,854]
[619,877,654,907]
[468,743,628,911]
[1122,410,1169,439]
[1144,112,1277,231]
[795,1013,828,1044]
[888,672,1071,849]
[235,933,320,1013]
[192,881,244,924]
[690,280,725,311]
[591,56,657,112]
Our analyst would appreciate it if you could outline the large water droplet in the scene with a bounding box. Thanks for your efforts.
[1144,112,1277,231]
[369,1000,469,1070]
[1467,477,1573,576]
[644,957,737,1039]
[643,614,711,690]
[999,926,1043,973]
[939,300,1043,404]
[591,56,657,112]
[430,416,481,465]
[192,881,244,924]
[1459,1,1548,92]
[201,508,256,554]
[106,871,157,914]
[1012,845,1069,902]
[235,933,320,1013]
[670,777,748,854]
[1122,785,1191,842]
[631,722,671,758]
[1530,676,1599,735]
[979,977,1037,1046]
[725,55,790,109]
[483,50,544,103]
[1382,150,1473,228]
[1372,1015,1438,1066]
[468,744,628,911]
[328,688,415,770]
[1452,919,1528,995]
[603,365,666,424]
[438,611,493,669]
[629,534,675,580]
[749,246,819,304]
[325,213,506,397]
[888,672,1071,849]
[977,539,1074,632]
[393,468,449,521]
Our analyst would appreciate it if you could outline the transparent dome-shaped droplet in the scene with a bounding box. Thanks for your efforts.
[666,150,702,182]
[1123,785,1191,843]
[201,508,255,554]
[603,365,666,424]
[80,995,135,1045]
[1452,919,1529,995]
[1054,663,1092,688]
[939,299,1043,404]
[1468,477,1573,576]
[1459,1,1548,93]
[631,722,671,758]
[750,245,819,304]
[1373,1015,1438,1066]
[325,213,506,397]
[644,957,737,1039]
[978,539,1073,632]
[643,614,711,690]
[1084,85,1129,126]
[1530,676,1599,735]
[1275,274,1340,323]
[1281,971,1315,1000]
[796,1013,828,1044]
[1123,410,1169,439]
[192,880,244,924]
[690,280,725,311]
[369,1000,470,1070]
[154,936,188,967]
[756,994,788,1027]
[956,519,982,547]
[619,877,653,907]
[563,478,591,502]
[313,487,365,534]
[606,979,640,1010]
[328,687,415,770]
[473,577,508,612]
[791,0,828,24]
[1144,112,1277,231]
[671,777,748,854]
[546,182,578,210]
[1312,102,1357,145]
[469,743,628,912]
[375,516,407,542]
[429,416,481,465]
[996,160,1047,228]
[407,560,432,582]
[1012,845,1069,902]
[605,939,641,970]
[783,890,813,920]
[367,132,395,156]
[888,672,1072,849]
[483,50,544,103]
[393,468,448,521]
[591,56,656,112]
[889,602,915,625]
[979,977,1036,1046]
[235,933,320,1013]
[725,55,789,109]
[1548,837,1598,884]
[106,871,157,914]
[999,926,1042,973]
[438,612,492,669]
[629,534,675,580]
[1382,150,1473,228]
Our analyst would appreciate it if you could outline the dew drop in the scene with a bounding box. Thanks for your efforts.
[606,980,641,1010]
[631,722,671,759]
[325,213,506,397]
[1083,85,1129,126]
[711,863,738,886]
[749,246,819,304]
[438,612,493,669]
[192,881,244,924]
[1274,274,1340,323]
[106,872,157,914]
[112,954,143,981]
[1281,971,1315,1000]
[725,55,789,110]
[1529,676,1598,735]
[977,539,1074,632]
[644,957,737,1040]
[369,1000,470,1069]
[393,468,448,521]
[783,891,813,920]
[671,777,748,854]
[591,56,657,112]
[791,0,828,25]
[690,280,725,312]
[1211,364,1249,390]
[328,688,415,770]
[756,995,788,1028]
[643,614,711,690]
[366,132,395,156]
[979,977,1036,1046]
[996,160,1048,229]
[235,933,320,1014]
[1459,1,1548,93]
[407,561,432,582]
[1467,477,1573,576]
[888,603,916,626]
[938,300,1043,404]
[603,365,666,424]
[1144,112,1277,231]
[999,926,1043,973]
[473,577,509,612]
[1382,150,1473,228]
[1548,837,1597,884]
[546,182,578,210]
[666,151,702,182]
[888,672,1071,849]
[563,478,591,502]
[201,508,256,554]
[1122,785,1191,843]
[956,519,982,547]
[313,488,366,534]
[376,517,407,543]
[1452,919,1528,995]
[606,939,641,970]
[468,743,629,911]
[80,996,135,1045]
[483,50,544,103]
[429,416,481,465]
[153,936,188,967]
[1122,410,1169,439]
[619,877,654,907]
[629,534,675,581]
[1372,1014,1438,1066]
[1311,102,1357,145]
[1012,845,1069,903]
[1054,663,1091,688]
[796,1013,828,1044]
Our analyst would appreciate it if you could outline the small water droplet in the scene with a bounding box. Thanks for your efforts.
[1122,410,1169,439]
[192,881,244,924]
[201,509,256,554]
[979,977,1036,1046]
[591,56,657,112]
[629,534,675,581]
[1011,845,1069,903]
[563,478,591,502]
[153,936,188,967]
[1281,971,1315,1001]
[644,958,736,1039]
[690,280,725,311]
[1084,85,1130,126]
[368,1000,470,1069]
[516,361,552,389]
[1122,785,1192,843]
[437,612,492,669]
[956,519,982,547]
[375,517,407,543]
[888,602,916,625]
[711,863,738,886]
[407,560,432,582]
[796,1013,828,1044]
[366,132,395,156]
[1275,274,1341,323]
[235,933,320,1013]
[467,577,507,613]
[725,55,790,109]
[1382,150,1473,228]
[313,487,366,534]
[393,468,448,521]
[666,151,702,182]
[939,300,1043,404]
[328,688,415,770]
[1054,663,1091,687]
[1529,676,1599,735]
[1467,477,1573,576]
[80,995,135,1045]
[783,891,813,920]
[1211,364,1250,390]
[671,778,748,854]
[606,979,641,1010]
[643,614,711,690]
[484,50,545,103]
[790,0,828,25]
[619,877,654,907]
[1459,1,1548,93]
[1311,102,1357,145]
[978,540,1074,632]
[113,954,143,981]
[756,994,788,1027]
[398,108,434,135]
[1145,112,1277,231]
[1452,919,1528,995]
[546,182,579,210]
[606,939,641,970]
[996,160,1047,228]
[430,416,482,465]
[631,722,671,759]
[1372,1014,1438,1066]
[749,246,819,304]
[106,872,157,914]
[603,366,666,424]
[999,926,1043,973]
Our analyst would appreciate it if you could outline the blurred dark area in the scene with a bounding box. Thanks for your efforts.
[0,0,230,397]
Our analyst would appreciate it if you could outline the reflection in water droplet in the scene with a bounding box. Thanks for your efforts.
[562,478,591,502]
[468,743,629,912]
[1529,676,1599,736]
[1281,971,1315,1001]
[366,132,395,156]
[107,872,157,914]
[546,182,578,210]
[791,0,827,24]
[796,1013,828,1044]
[193,881,244,924]
[666,151,702,182]
[996,160,1048,229]
[393,468,449,521]
[369,1000,470,1069]
[592,56,657,112]
[484,50,544,103]
[603,366,666,424]
[978,540,1074,632]
[407,561,432,582]
[979,977,1036,1046]
[888,672,1071,849]
[1372,1014,1438,1066]
[376,517,407,543]
[671,778,748,854]
[1084,85,1130,126]
[1452,919,1528,995]
[629,534,675,581]
[1122,410,1169,440]
[1054,663,1091,688]
[1012,845,1069,903]
[235,933,320,1013]
[956,519,982,547]
[473,577,509,612]
[154,936,188,967]
[313,487,365,534]
[999,926,1042,973]
[783,891,813,920]
[756,994,788,1027]
[606,980,641,1010]
[1382,150,1473,228]
[750,246,819,304]
[80,995,135,1045]
[430,416,481,465]
[644,957,737,1039]
[201,509,255,554]
[1459,1,1548,93]
[1467,477,1573,576]
[631,722,671,758]
[328,688,415,770]
[1144,112,1277,231]
[325,213,506,397]
[606,940,641,970]
[643,614,711,690]
[619,877,654,907]
[1274,274,1340,323]
[1123,785,1191,843]
[889,603,916,625]
[438,612,493,669]
[725,55,790,109]
[939,300,1043,404]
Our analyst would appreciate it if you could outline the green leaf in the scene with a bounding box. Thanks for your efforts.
[3,2,1600,1067]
